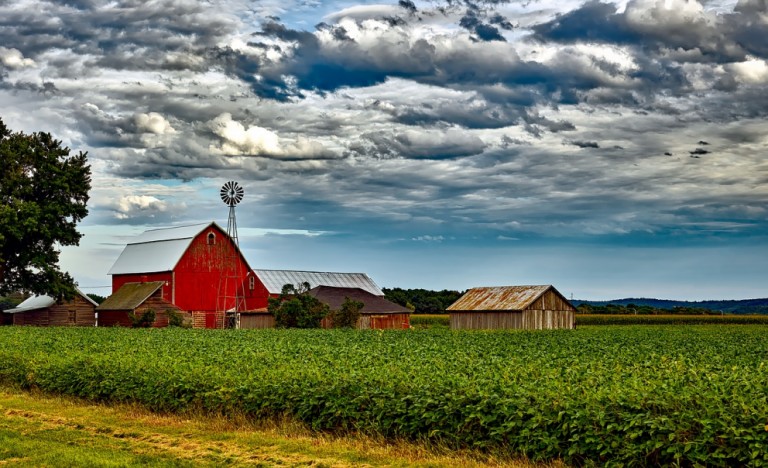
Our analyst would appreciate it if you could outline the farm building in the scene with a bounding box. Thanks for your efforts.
[107,222,261,328]
[97,281,187,327]
[239,272,387,329]
[447,285,576,330]
[309,286,412,329]
[5,288,97,326]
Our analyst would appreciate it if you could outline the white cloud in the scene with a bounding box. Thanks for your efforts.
[208,113,333,159]
[135,112,176,134]
[109,195,168,220]
[729,58,768,84]
[0,47,35,68]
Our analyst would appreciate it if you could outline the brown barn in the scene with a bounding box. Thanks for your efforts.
[97,281,187,327]
[238,308,275,329]
[6,288,97,326]
[309,286,412,329]
[447,285,576,330]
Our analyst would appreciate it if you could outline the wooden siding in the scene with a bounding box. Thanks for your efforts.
[321,313,411,329]
[450,310,574,330]
[450,311,523,329]
[11,296,96,327]
[239,313,275,329]
[362,313,410,330]
[522,310,575,329]
[526,289,575,312]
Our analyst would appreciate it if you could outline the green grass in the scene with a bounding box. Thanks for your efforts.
[1,326,768,465]
[0,388,541,467]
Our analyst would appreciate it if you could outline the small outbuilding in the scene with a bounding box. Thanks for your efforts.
[97,281,187,327]
[309,286,412,329]
[447,285,576,330]
[6,288,98,326]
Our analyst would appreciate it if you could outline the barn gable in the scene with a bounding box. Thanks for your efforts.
[254,270,384,296]
[108,222,231,275]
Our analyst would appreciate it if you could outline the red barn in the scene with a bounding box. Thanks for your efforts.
[107,222,260,328]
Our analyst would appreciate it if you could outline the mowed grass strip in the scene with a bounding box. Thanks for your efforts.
[0,388,547,467]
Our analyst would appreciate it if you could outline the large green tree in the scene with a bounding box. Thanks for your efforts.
[0,118,91,299]
[268,282,330,328]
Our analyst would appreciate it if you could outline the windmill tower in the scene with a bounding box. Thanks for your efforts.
[217,181,245,328]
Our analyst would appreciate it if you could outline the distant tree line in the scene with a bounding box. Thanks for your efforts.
[383,288,464,314]
[576,303,722,315]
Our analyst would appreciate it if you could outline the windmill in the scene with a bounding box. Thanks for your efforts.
[217,181,245,328]
[220,181,244,247]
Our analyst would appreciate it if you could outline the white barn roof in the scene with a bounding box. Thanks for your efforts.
[8,288,97,313]
[108,222,221,275]
[254,270,384,296]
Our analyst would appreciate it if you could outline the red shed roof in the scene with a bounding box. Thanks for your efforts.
[307,286,411,314]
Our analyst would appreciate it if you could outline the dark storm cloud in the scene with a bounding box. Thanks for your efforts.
[459,9,506,41]
[533,0,768,64]
[0,1,235,74]
[570,140,600,149]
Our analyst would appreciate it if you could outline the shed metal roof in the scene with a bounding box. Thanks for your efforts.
[447,285,553,311]
[108,222,226,275]
[254,270,384,296]
[7,288,98,313]
[96,282,164,311]
[308,286,410,314]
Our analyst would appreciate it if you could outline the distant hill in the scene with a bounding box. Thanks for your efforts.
[574,298,768,315]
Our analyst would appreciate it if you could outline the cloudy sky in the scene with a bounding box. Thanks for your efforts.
[2,0,767,300]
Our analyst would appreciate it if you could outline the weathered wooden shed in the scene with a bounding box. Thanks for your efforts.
[447,285,576,330]
[238,309,275,329]
[309,286,412,329]
[108,222,260,328]
[97,281,187,327]
[6,288,98,326]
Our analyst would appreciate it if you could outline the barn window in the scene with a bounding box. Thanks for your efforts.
[207,232,216,245]
[249,276,255,290]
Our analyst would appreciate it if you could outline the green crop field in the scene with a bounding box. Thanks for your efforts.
[1,326,767,466]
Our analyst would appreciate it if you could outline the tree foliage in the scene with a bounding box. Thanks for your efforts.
[0,118,91,299]
[383,288,463,314]
[330,297,364,328]
[268,282,330,328]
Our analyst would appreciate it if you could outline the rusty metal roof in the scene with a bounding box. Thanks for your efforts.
[254,270,384,296]
[8,288,97,313]
[447,285,553,311]
[96,282,164,311]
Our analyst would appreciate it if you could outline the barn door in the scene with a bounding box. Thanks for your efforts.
[69,308,77,325]
[205,312,217,328]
